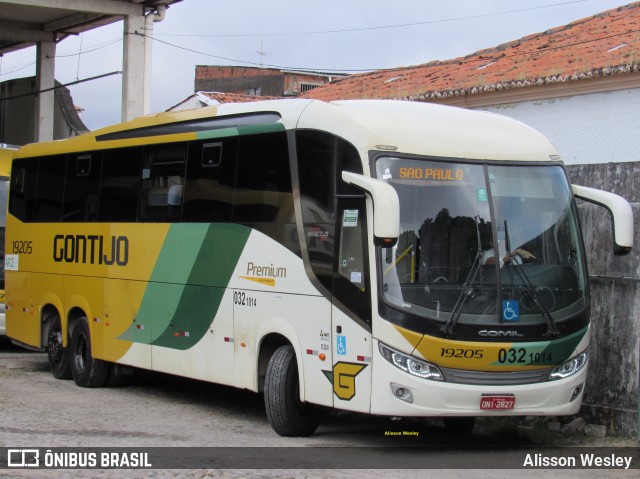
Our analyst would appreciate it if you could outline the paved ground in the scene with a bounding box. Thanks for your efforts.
[0,338,636,478]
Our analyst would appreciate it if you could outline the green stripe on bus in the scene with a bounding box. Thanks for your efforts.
[152,223,250,349]
[119,223,251,349]
[195,122,284,140]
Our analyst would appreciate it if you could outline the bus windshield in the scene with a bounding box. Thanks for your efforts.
[376,157,588,333]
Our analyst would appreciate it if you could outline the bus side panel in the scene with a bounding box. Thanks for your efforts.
[150,284,234,383]
[330,306,372,414]
[103,278,151,369]
[35,272,65,340]
[5,271,38,347]
[184,288,236,386]
[233,290,333,406]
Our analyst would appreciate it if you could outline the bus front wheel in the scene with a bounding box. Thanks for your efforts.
[70,317,109,388]
[46,314,71,380]
[264,344,321,436]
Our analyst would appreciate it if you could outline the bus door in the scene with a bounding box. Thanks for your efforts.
[330,199,372,413]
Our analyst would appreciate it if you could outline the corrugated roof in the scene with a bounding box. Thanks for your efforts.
[303,2,640,102]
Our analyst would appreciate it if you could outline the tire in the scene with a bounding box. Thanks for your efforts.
[444,417,476,435]
[70,317,109,388]
[264,344,322,437]
[46,314,72,380]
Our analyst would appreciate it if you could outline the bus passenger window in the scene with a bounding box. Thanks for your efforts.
[139,143,186,222]
[8,160,37,222]
[97,147,143,222]
[33,155,66,222]
[63,154,101,222]
[183,138,238,222]
[233,132,293,224]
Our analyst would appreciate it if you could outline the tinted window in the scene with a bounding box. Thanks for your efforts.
[183,138,238,222]
[97,147,142,222]
[63,154,101,222]
[295,130,363,291]
[9,159,37,222]
[140,143,186,221]
[233,132,293,223]
[333,199,371,322]
[33,155,66,222]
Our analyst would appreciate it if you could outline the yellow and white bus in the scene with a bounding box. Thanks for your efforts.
[0,144,15,336]
[5,100,633,436]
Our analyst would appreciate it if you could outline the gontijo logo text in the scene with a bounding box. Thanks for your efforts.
[53,234,129,266]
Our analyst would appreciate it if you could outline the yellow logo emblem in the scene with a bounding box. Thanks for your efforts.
[322,362,367,401]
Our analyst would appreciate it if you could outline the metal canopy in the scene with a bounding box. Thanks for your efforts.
[0,0,181,56]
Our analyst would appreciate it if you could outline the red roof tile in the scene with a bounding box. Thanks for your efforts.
[199,91,284,103]
[303,2,640,102]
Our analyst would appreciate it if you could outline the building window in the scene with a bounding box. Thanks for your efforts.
[300,84,320,93]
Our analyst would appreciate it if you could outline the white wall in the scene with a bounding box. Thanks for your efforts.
[478,88,640,165]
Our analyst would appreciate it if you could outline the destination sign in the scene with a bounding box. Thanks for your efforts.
[398,167,464,181]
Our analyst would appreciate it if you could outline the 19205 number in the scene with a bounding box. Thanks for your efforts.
[12,240,33,254]
[440,348,484,359]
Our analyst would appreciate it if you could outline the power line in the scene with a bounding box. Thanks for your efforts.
[154,0,589,38]
[0,39,121,78]
[56,38,122,58]
[0,71,122,102]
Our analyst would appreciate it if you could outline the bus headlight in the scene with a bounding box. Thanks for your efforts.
[549,351,588,380]
[378,342,444,381]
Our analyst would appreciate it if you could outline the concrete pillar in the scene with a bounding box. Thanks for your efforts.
[122,14,146,122]
[34,41,56,142]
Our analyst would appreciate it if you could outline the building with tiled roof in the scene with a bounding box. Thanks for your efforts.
[303,2,640,168]
[304,2,640,108]
[194,66,347,98]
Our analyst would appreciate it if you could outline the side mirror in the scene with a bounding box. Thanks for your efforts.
[342,171,399,247]
[572,184,634,255]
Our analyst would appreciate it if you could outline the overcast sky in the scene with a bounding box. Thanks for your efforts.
[0,0,630,130]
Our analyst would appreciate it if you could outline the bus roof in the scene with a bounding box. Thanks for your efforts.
[300,100,560,163]
[14,99,560,164]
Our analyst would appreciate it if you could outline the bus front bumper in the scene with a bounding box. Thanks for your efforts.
[371,343,586,417]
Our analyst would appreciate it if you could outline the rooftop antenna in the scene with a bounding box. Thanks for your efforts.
[255,41,271,69]
[253,41,272,96]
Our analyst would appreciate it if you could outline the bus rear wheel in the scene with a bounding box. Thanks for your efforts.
[70,317,109,388]
[264,344,321,437]
[46,314,71,379]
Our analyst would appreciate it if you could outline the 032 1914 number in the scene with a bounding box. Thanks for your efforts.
[233,291,257,307]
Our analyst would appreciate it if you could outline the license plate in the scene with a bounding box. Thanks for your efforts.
[480,395,515,410]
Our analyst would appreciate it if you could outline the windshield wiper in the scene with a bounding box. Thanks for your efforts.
[506,261,560,337]
[503,221,559,337]
[441,216,484,337]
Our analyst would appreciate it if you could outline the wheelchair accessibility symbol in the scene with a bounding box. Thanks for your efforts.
[502,300,520,322]
[336,335,347,356]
